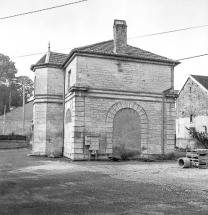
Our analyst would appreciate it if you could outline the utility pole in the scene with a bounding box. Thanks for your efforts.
[22,79,25,135]
[9,88,11,112]
[3,105,6,134]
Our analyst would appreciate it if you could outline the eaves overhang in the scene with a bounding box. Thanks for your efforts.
[30,63,63,71]
[63,50,181,69]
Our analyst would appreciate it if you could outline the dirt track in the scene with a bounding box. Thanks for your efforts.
[1,148,208,214]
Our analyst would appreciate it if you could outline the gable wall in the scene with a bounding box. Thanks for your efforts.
[177,78,208,118]
[176,78,208,148]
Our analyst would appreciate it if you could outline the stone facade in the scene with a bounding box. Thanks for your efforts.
[31,20,180,160]
[32,67,64,155]
[176,75,208,148]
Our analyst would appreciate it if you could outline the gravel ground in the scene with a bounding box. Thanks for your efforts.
[1,148,208,215]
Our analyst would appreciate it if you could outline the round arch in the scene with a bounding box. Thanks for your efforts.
[105,101,148,155]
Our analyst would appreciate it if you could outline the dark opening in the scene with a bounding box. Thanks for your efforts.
[178,159,184,167]
[190,114,193,123]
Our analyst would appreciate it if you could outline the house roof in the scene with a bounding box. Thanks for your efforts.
[178,75,208,96]
[191,75,208,91]
[31,52,68,69]
[63,40,180,66]
[36,52,68,65]
[32,40,180,70]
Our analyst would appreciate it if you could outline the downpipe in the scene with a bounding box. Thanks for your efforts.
[62,70,65,156]
[161,87,172,156]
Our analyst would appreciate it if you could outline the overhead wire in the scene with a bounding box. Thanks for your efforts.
[0,0,207,61]
[177,53,208,61]
[128,25,208,39]
[0,0,87,20]
[11,23,208,59]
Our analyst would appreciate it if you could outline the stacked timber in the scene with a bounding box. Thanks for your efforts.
[186,149,208,169]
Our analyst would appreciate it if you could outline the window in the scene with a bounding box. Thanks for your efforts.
[65,108,72,123]
[34,76,36,96]
[190,114,193,123]
[68,70,71,92]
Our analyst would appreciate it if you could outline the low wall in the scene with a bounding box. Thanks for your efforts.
[0,140,28,149]
[176,138,205,149]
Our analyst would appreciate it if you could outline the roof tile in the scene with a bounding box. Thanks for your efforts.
[36,52,68,65]
[191,75,208,90]
[33,40,179,69]
[70,40,179,64]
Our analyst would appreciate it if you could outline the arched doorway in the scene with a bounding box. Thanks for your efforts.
[113,108,141,159]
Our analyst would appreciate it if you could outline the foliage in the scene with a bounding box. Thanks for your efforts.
[0,84,10,113]
[0,54,34,115]
[186,127,208,149]
[0,54,17,84]
[14,76,34,102]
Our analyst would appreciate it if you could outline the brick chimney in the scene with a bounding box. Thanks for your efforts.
[113,20,127,54]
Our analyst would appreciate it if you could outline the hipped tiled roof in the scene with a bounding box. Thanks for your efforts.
[32,40,180,70]
[66,40,179,65]
[35,52,68,66]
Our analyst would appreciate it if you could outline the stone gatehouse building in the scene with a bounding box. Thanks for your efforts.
[31,20,180,160]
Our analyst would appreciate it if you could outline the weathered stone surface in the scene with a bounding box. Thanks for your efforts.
[176,77,208,148]
[32,31,176,160]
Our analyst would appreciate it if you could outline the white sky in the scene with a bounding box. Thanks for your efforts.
[1,0,208,90]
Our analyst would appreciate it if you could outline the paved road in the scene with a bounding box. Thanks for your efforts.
[1,148,208,215]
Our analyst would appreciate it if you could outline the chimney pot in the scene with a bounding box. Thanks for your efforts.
[113,20,127,54]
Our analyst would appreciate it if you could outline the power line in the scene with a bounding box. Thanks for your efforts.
[178,54,208,61]
[13,49,208,62]
[11,24,208,59]
[128,25,208,39]
[13,52,48,58]
[0,0,87,20]
[13,47,75,58]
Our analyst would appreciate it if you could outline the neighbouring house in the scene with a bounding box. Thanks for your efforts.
[176,75,208,149]
[0,101,33,136]
[30,20,180,160]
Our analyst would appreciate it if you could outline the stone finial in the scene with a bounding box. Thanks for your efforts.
[45,42,51,63]
[48,42,50,52]
[113,20,127,54]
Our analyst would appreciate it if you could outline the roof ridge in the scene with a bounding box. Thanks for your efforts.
[191,74,208,78]
[73,40,113,51]
[50,51,68,56]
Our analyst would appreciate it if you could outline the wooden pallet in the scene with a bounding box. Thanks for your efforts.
[186,149,208,156]
[186,149,208,168]
[189,159,207,168]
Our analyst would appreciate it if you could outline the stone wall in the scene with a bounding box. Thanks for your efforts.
[65,57,77,93]
[176,77,208,148]
[64,95,74,157]
[0,140,28,149]
[63,53,176,160]
[63,95,175,160]
[77,56,172,93]
[33,67,64,156]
